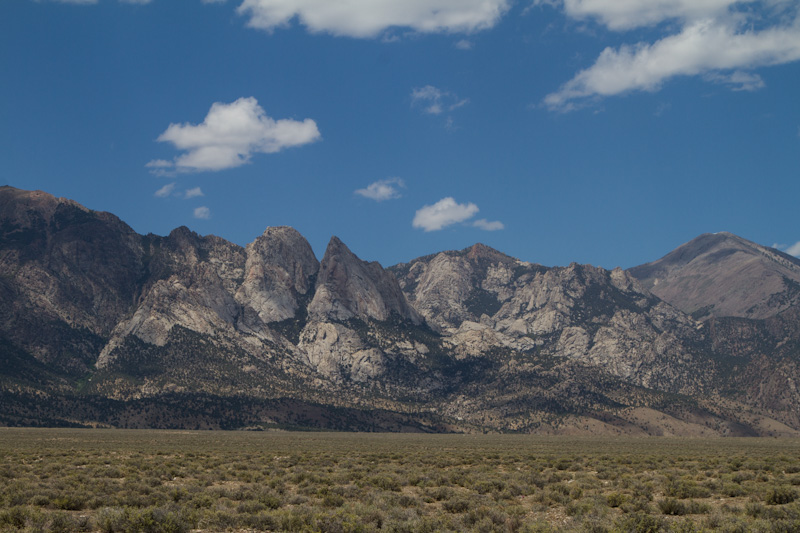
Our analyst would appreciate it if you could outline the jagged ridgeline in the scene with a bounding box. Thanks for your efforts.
[1,185,799,435]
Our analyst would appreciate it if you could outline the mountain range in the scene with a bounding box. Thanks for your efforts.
[2,185,799,435]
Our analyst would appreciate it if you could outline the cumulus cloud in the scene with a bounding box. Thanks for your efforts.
[773,241,800,257]
[194,206,211,220]
[785,241,800,257]
[412,198,504,231]
[413,198,479,231]
[145,159,172,170]
[473,219,505,231]
[455,39,474,50]
[148,97,321,173]
[549,0,748,30]
[236,0,510,38]
[541,1,800,110]
[154,183,176,198]
[355,178,405,201]
[411,86,469,115]
[184,187,204,199]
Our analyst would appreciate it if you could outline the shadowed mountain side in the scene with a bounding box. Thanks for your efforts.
[0,186,146,374]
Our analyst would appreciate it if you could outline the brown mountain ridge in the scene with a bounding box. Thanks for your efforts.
[628,232,800,320]
[2,185,799,435]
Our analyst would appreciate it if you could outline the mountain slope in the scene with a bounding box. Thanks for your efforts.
[2,186,799,435]
[392,245,704,395]
[0,186,145,374]
[629,232,800,320]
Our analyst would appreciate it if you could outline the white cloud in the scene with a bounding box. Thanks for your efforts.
[411,85,470,115]
[149,97,321,173]
[786,241,800,257]
[194,206,211,220]
[412,86,445,114]
[551,0,751,30]
[184,187,204,199]
[413,197,479,232]
[545,13,800,110]
[541,1,800,110]
[145,159,172,169]
[473,219,505,231]
[236,0,510,38]
[119,0,152,4]
[355,178,405,201]
[154,183,176,198]
[773,241,800,257]
[705,70,766,91]
[455,39,474,50]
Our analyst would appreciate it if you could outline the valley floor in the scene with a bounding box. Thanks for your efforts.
[0,429,799,532]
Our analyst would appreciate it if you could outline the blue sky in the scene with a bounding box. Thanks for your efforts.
[2,0,799,269]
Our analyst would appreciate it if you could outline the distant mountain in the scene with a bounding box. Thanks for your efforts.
[628,232,800,320]
[2,186,799,436]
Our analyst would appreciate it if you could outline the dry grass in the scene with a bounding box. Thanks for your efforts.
[0,428,799,532]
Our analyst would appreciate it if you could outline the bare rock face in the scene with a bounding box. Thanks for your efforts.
[397,252,476,330]
[97,228,254,367]
[396,246,701,393]
[298,321,385,382]
[235,226,319,324]
[392,244,531,332]
[444,321,536,359]
[629,232,800,320]
[308,237,421,324]
[99,227,322,369]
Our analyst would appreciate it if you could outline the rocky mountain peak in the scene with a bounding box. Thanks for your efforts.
[167,225,199,241]
[233,225,320,324]
[0,185,77,211]
[249,226,319,294]
[307,236,421,324]
[629,232,800,320]
[0,186,60,222]
[163,226,204,264]
[0,186,131,228]
[465,242,509,262]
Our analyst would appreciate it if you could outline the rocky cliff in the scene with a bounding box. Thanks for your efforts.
[237,226,319,325]
[391,245,703,395]
[2,186,799,435]
[309,237,421,324]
